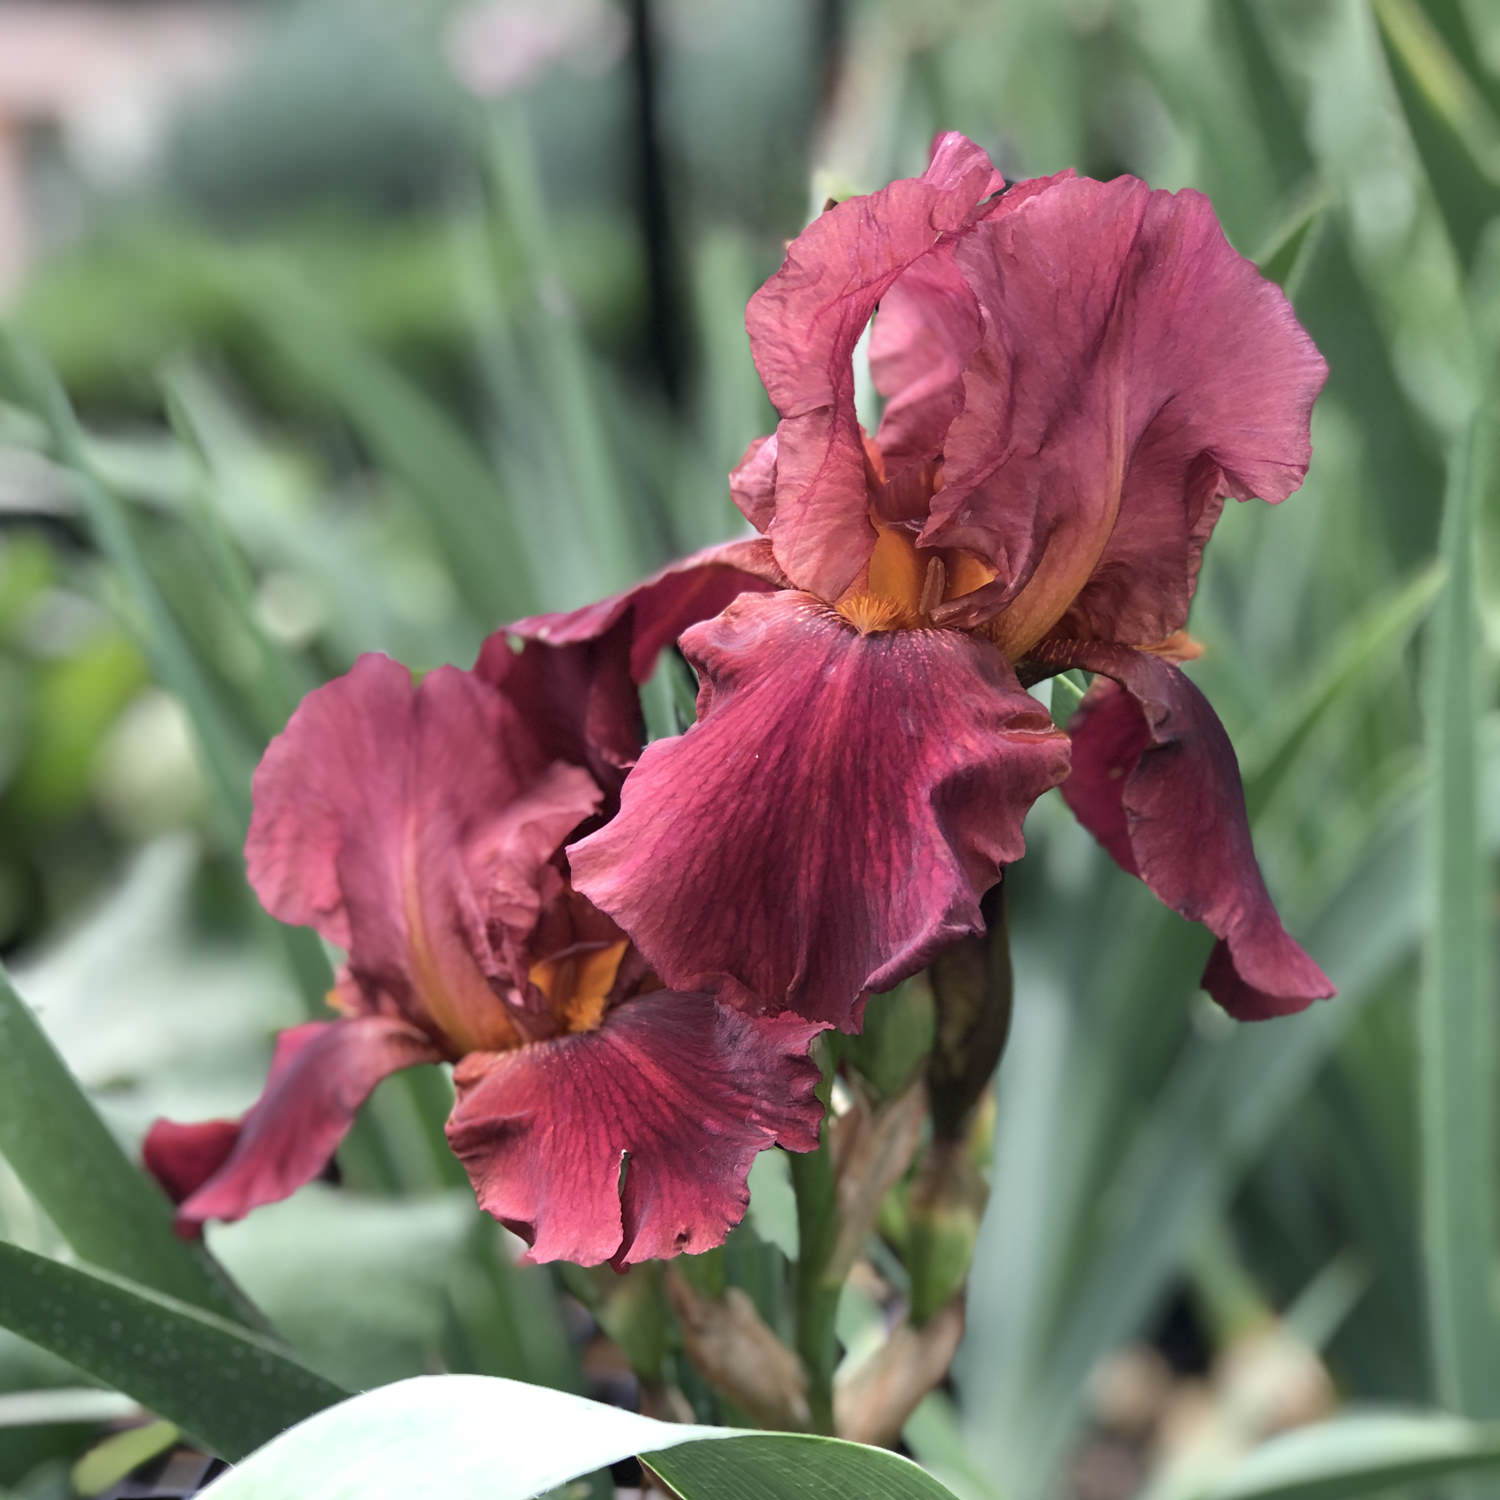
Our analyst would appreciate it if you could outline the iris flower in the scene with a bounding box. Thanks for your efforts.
[533,132,1334,1030]
[145,623,823,1267]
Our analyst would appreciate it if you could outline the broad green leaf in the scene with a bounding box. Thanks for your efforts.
[196,1374,959,1500]
[1206,1411,1500,1499]
[0,961,244,1322]
[1419,411,1500,1415]
[0,1243,347,1462]
[645,1433,961,1499]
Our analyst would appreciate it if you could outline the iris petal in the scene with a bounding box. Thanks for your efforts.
[445,992,823,1267]
[145,1018,440,1237]
[568,590,1071,1029]
[1055,643,1335,1019]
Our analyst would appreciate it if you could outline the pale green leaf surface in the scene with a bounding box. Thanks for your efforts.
[198,1374,959,1500]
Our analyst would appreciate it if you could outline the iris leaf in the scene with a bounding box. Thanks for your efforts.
[1238,559,1446,818]
[0,329,257,836]
[0,960,245,1323]
[193,1374,959,1499]
[0,1243,347,1462]
[1203,1411,1500,1499]
[1419,409,1500,1415]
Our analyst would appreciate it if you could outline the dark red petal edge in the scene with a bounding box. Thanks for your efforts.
[491,537,788,687]
[144,1017,440,1237]
[445,991,824,1267]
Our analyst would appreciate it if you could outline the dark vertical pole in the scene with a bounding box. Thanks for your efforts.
[625,0,684,407]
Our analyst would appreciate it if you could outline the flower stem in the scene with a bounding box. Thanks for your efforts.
[789,1054,840,1435]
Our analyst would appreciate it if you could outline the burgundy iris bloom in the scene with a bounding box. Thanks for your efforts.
[543,132,1334,1028]
[145,617,823,1267]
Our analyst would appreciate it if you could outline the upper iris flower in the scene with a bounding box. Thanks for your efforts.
[535,132,1334,1029]
[145,624,822,1267]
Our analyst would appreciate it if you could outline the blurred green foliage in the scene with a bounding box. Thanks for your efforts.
[0,0,1495,1497]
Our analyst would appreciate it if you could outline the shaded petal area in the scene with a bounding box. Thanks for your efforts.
[929,176,1326,651]
[245,655,599,1049]
[497,537,787,685]
[1052,642,1334,1019]
[569,591,1071,1028]
[728,435,778,533]
[868,247,983,475]
[144,1018,440,1236]
[446,992,823,1267]
[744,132,1006,599]
[474,626,641,791]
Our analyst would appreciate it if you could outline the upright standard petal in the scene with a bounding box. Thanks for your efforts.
[929,175,1326,651]
[744,133,1006,600]
[245,654,599,1051]
[1052,643,1334,1019]
[445,992,823,1267]
[568,591,1071,1028]
[144,1018,440,1236]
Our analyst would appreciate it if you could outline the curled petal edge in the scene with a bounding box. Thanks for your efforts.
[1045,640,1334,1019]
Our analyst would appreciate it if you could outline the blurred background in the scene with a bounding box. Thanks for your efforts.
[0,1,1496,1497]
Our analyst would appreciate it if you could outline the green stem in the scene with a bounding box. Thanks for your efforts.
[789,1055,840,1434]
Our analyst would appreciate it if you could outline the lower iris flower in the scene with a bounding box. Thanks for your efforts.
[145,627,823,1267]
[526,131,1335,1031]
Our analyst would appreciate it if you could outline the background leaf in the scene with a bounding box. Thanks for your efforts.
[0,1243,346,1462]
[194,1374,958,1500]
[0,961,243,1322]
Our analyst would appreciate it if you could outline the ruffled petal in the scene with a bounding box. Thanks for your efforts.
[744,132,1006,600]
[497,537,787,685]
[445,992,824,1267]
[928,175,1327,651]
[144,1018,440,1236]
[568,591,1071,1028]
[1053,643,1334,1019]
[245,655,599,1050]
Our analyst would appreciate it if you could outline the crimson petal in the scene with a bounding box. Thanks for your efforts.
[445,992,823,1267]
[568,591,1071,1028]
[246,654,599,1046]
[743,132,1006,600]
[1054,643,1334,1019]
[144,1018,440,1236]
[929,175,1327,651]
[497,537,787,685]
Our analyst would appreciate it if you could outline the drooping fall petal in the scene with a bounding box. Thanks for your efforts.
[927,175,1327,651]
[445,992,823,1267]
[144,1018,440,1236]
[245,654,599,1049]
[568,590,1071,1028]
[1053,643,1334,1019]
[743,132,1006,600]
[498,537,787,685]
